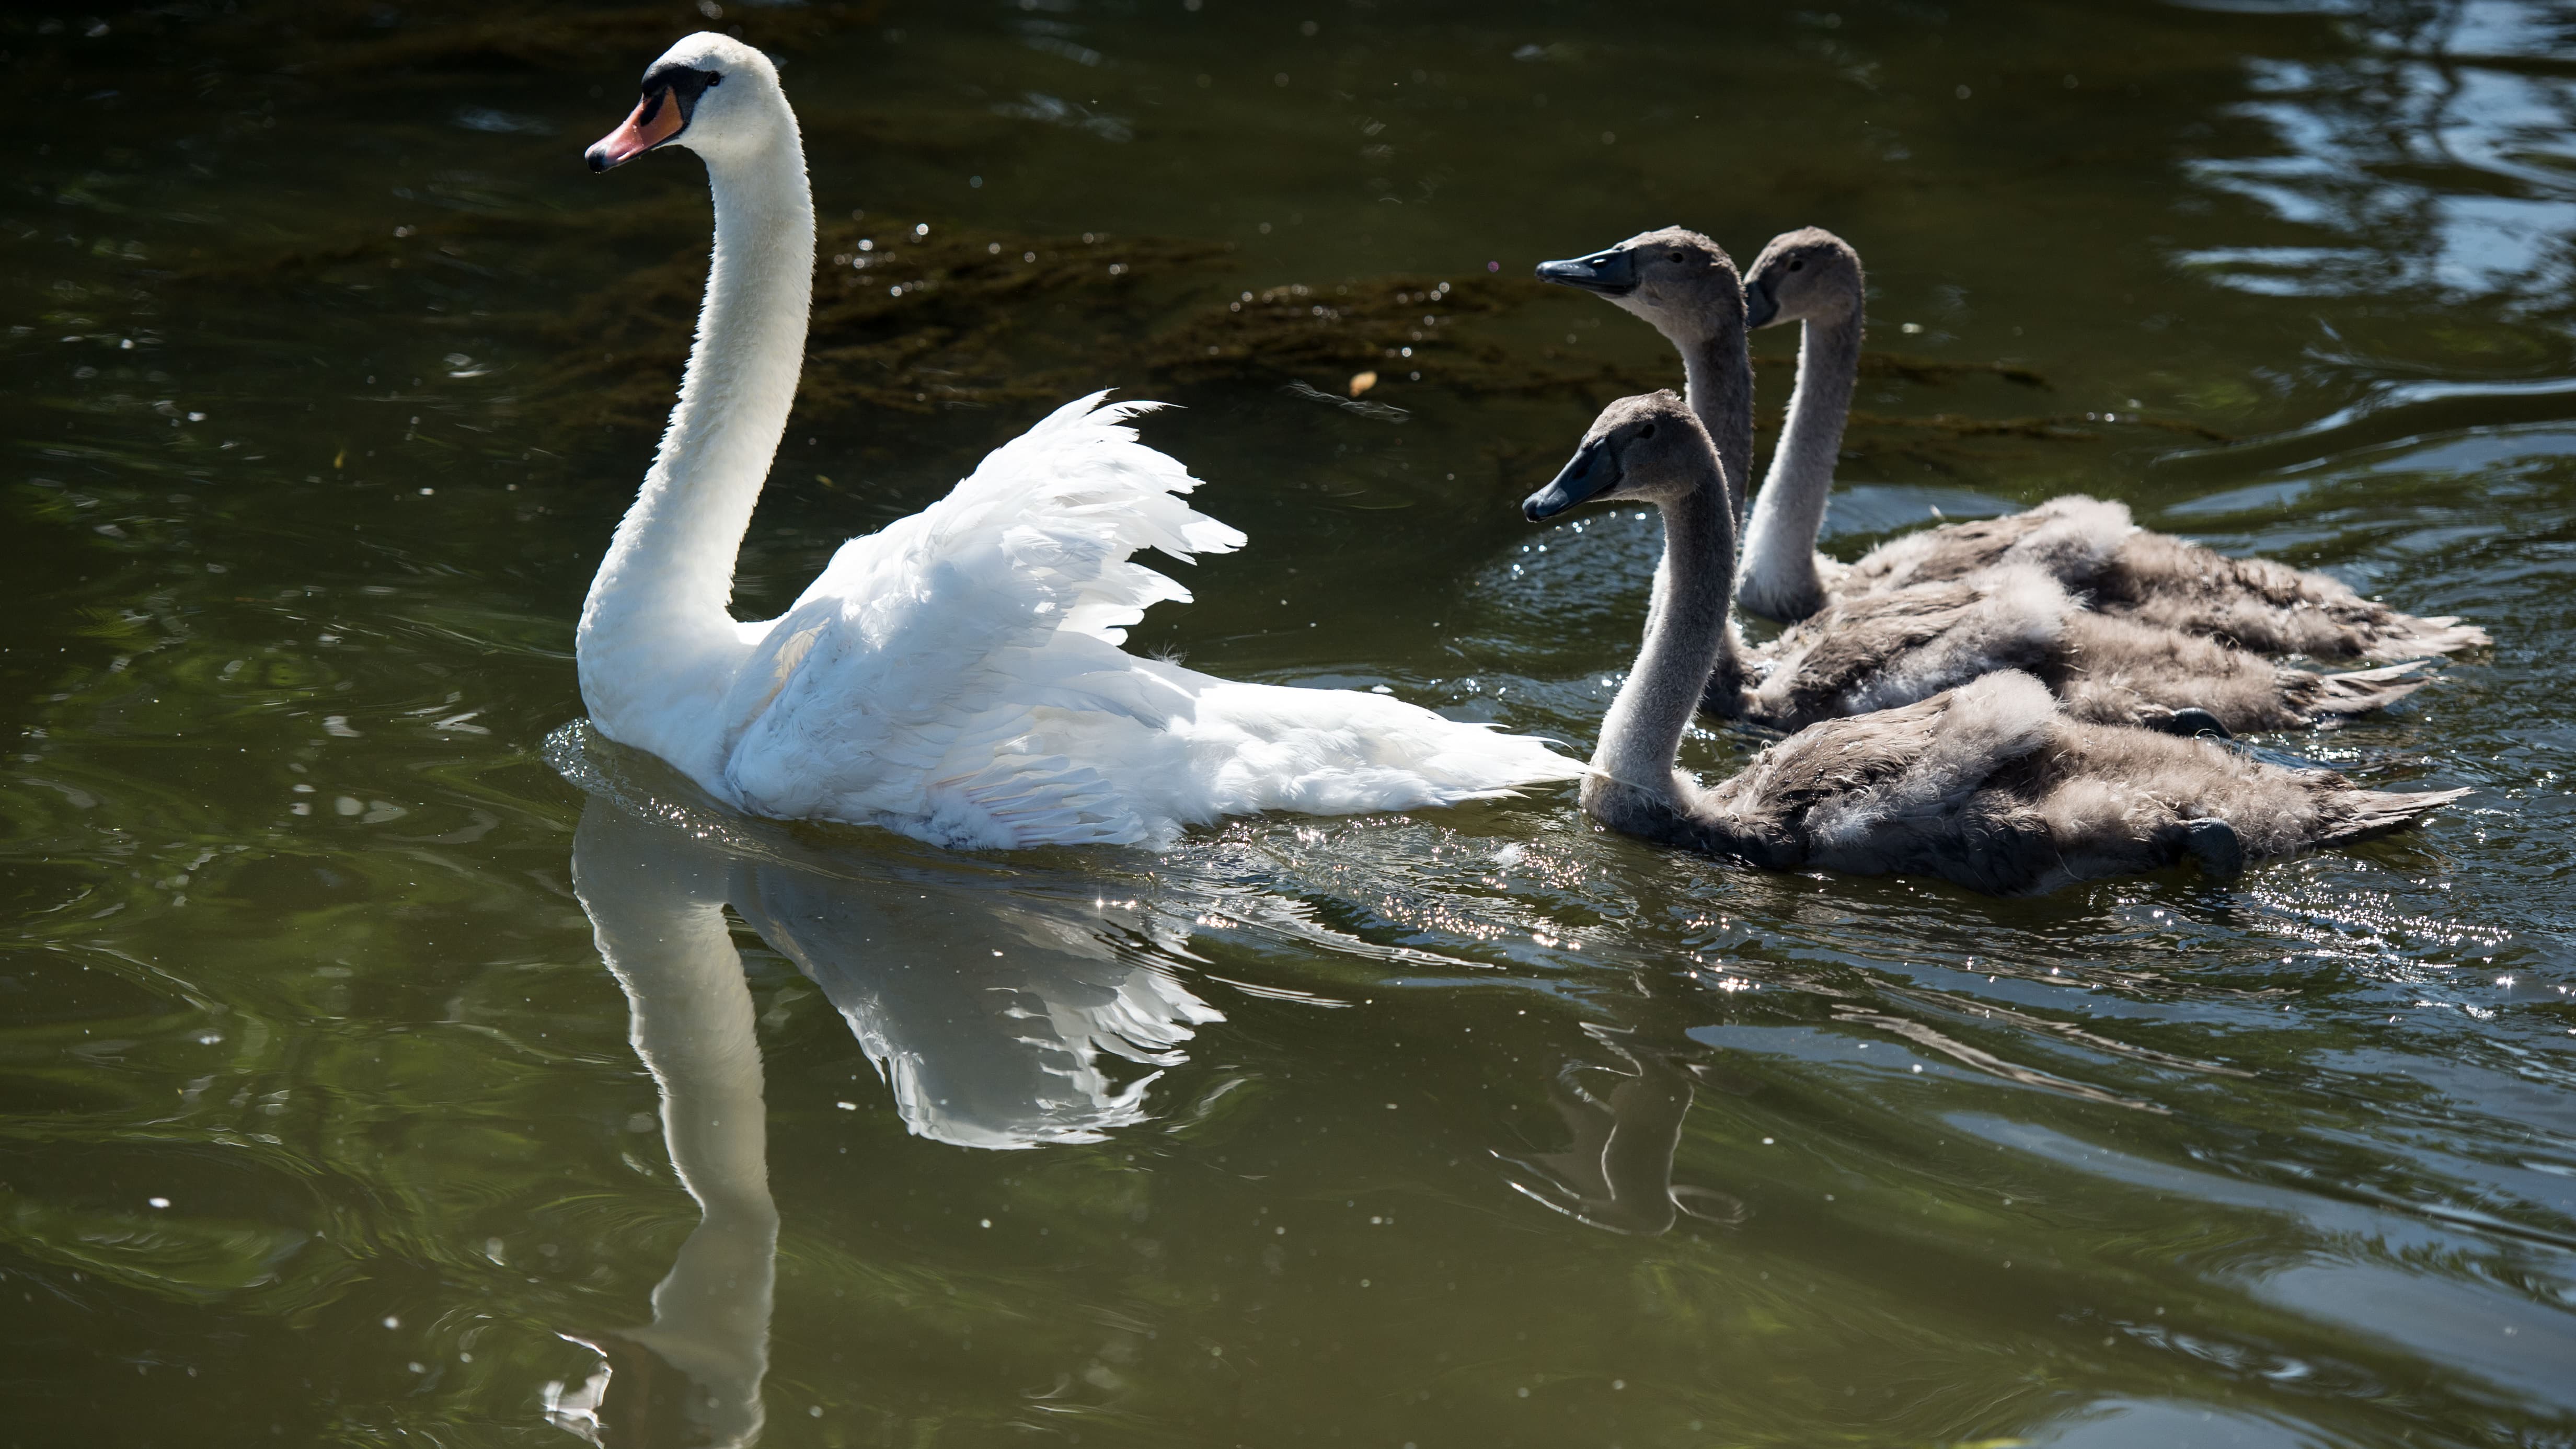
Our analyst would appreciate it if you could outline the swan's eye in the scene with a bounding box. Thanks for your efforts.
[706,74,722,87]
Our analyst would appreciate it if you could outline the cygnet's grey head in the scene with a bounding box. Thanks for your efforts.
[1533,227,1743,344]
[1741,226,1864,330]
[1523,391,1715,522]
[586,32,787,172]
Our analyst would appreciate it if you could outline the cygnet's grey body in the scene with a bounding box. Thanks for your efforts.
[1537,231,2435,735]
[1524,392,2466,896]
[1548,225,2488,662]
[1751,560,2431,734]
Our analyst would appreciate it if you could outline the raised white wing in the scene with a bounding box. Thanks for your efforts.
[708,394,1575,849]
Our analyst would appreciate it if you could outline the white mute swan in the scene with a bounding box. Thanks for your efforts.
[1543,225,2489,661]
[1535,234,2432,735]
[1526,392,2466,895]
[576,34,1576,850]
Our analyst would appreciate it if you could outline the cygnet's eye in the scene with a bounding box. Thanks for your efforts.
[1639,422,1658,440]
[1670,251,1686,263]
[1787,258,1804,272]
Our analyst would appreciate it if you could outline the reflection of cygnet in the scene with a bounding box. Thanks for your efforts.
[736,854,1224,1152]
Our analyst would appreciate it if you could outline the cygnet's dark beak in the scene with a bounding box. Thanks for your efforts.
[1534,249,1638,297]
[1742,274,1781,329]
[1524,440,1617,521]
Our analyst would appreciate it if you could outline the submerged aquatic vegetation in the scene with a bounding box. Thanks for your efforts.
[160,203,2228,500]
[1860,351,2051,390]
[543,221,1235,428]
[1146,272,1627,396]
[545,240,2145,477]
[173,198,2118,470]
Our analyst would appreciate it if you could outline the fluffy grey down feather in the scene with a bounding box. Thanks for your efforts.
[1838,495,2491,663]
[1654,671,2468,895]
[1723,562,2433,735]
[1550,392,2467,897]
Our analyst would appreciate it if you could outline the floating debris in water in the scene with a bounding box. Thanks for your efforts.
[1284,380,1408,423]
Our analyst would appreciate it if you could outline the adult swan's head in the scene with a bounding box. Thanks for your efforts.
[586,32,788,172]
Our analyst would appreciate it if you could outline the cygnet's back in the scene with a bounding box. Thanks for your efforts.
[1737,564,2435,737]
[1686,672,2465,895]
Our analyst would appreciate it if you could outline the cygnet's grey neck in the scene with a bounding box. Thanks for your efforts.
[1676,328,1754,529]
[1589,461,1743,806]
[1736,302,1860,620]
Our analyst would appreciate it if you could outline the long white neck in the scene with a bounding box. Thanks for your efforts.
[577,108,814,779]
[1591,468,1740,797]
[1737,304,1860,621]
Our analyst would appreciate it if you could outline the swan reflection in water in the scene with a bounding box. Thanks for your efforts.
[540,727,1222,1446]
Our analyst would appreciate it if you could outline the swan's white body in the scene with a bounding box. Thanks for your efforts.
[577,36,1575,850]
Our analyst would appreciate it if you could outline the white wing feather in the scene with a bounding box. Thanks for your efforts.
[709,394,1577,849]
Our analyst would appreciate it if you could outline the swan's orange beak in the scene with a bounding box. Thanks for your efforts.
[586,88,684,172]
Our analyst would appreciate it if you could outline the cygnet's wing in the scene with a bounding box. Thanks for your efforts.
[1751,567,2067,727]
[1699,670,2062,880]
[2094,525,2489,662]
[1843,494,2132,594]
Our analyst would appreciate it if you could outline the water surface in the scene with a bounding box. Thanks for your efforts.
[5,2,2574,1445]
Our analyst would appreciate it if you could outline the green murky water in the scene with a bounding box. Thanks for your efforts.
[6,2,2573,1444]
